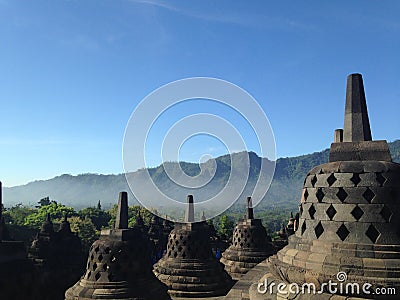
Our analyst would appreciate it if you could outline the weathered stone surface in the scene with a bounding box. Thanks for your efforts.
[185,194,195,223]
[154,195,233,297]
[221,197,276,280]
[28,214,85,300]
[229,74,400,300]
[343,73,371,142]
[330,140,392,162]
[65,192,170,300]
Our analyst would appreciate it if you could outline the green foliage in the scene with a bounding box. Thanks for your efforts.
[36,196,52,207]
[2,204,37,226]
[24,202,76,229]
[78,207,111,230]
[108,204,153,228]
[69,216,99,252]
[216,214,235,238]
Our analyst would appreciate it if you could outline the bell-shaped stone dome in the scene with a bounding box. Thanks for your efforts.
[65,192,170,300]
[153,195,233,297]
[226,74,400,300]
[221,196,276,280]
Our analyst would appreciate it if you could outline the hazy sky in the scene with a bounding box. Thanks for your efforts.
[1,0,399,187]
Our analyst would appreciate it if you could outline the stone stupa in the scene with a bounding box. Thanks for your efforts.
[153,195,234,298]
[226,73,400,300]
[221,196,275,280]
[29,214,84,300]
[65,192,170,300]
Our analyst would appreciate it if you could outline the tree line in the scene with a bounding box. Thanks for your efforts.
[2,197,294,252]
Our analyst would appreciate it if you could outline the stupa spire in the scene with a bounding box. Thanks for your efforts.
[115,192,128,229]
[343,73,372,142]
[246,196,254,220]
[185,195,194,223]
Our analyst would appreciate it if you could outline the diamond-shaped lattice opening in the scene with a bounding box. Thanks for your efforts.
[326,205,337,220]
[94,246,100,253]
[92,262,97,271]
[336,187,348,202]
[336,224,350,241]
[311,175,317,187]
[316,188,325,202]
[376,173,387,186]
[308,204,316,219]
[95,272,101,281]
[102,263,108,271]
[363,188,375,203]
[105,247,111,254]
[98,254,103,262]
[380,205,392,222]
[315,222,324,238]
[327,173,337,186]
[299,204,303,216]
[366,224,380,243]
[303,189,309,201]
[350,173,361,186]
[86,271,91,279]
[301,221,306,235]
[351,206,364,221]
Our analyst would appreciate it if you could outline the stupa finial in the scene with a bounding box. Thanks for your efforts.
[185,195,194,223]
[246,196,254,220]
[343,73,372,142]
[115,192,128,229]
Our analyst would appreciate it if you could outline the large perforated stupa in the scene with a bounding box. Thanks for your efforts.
[226,74,400,300]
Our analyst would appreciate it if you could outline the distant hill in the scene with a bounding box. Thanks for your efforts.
[3,140,399,210]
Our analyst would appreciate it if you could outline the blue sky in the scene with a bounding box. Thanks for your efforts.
[1,0,399,187]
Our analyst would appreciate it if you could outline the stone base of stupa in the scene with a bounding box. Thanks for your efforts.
[154,257,234,298]
[221,248,275,280]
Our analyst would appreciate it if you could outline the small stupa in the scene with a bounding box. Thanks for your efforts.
[153,195,234,297]
[29,214,84,300]
[65,192,170,300]
[272,223,288,251]
[221,197,276,280]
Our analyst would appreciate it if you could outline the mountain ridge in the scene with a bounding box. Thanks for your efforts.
[3,140,399,209]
